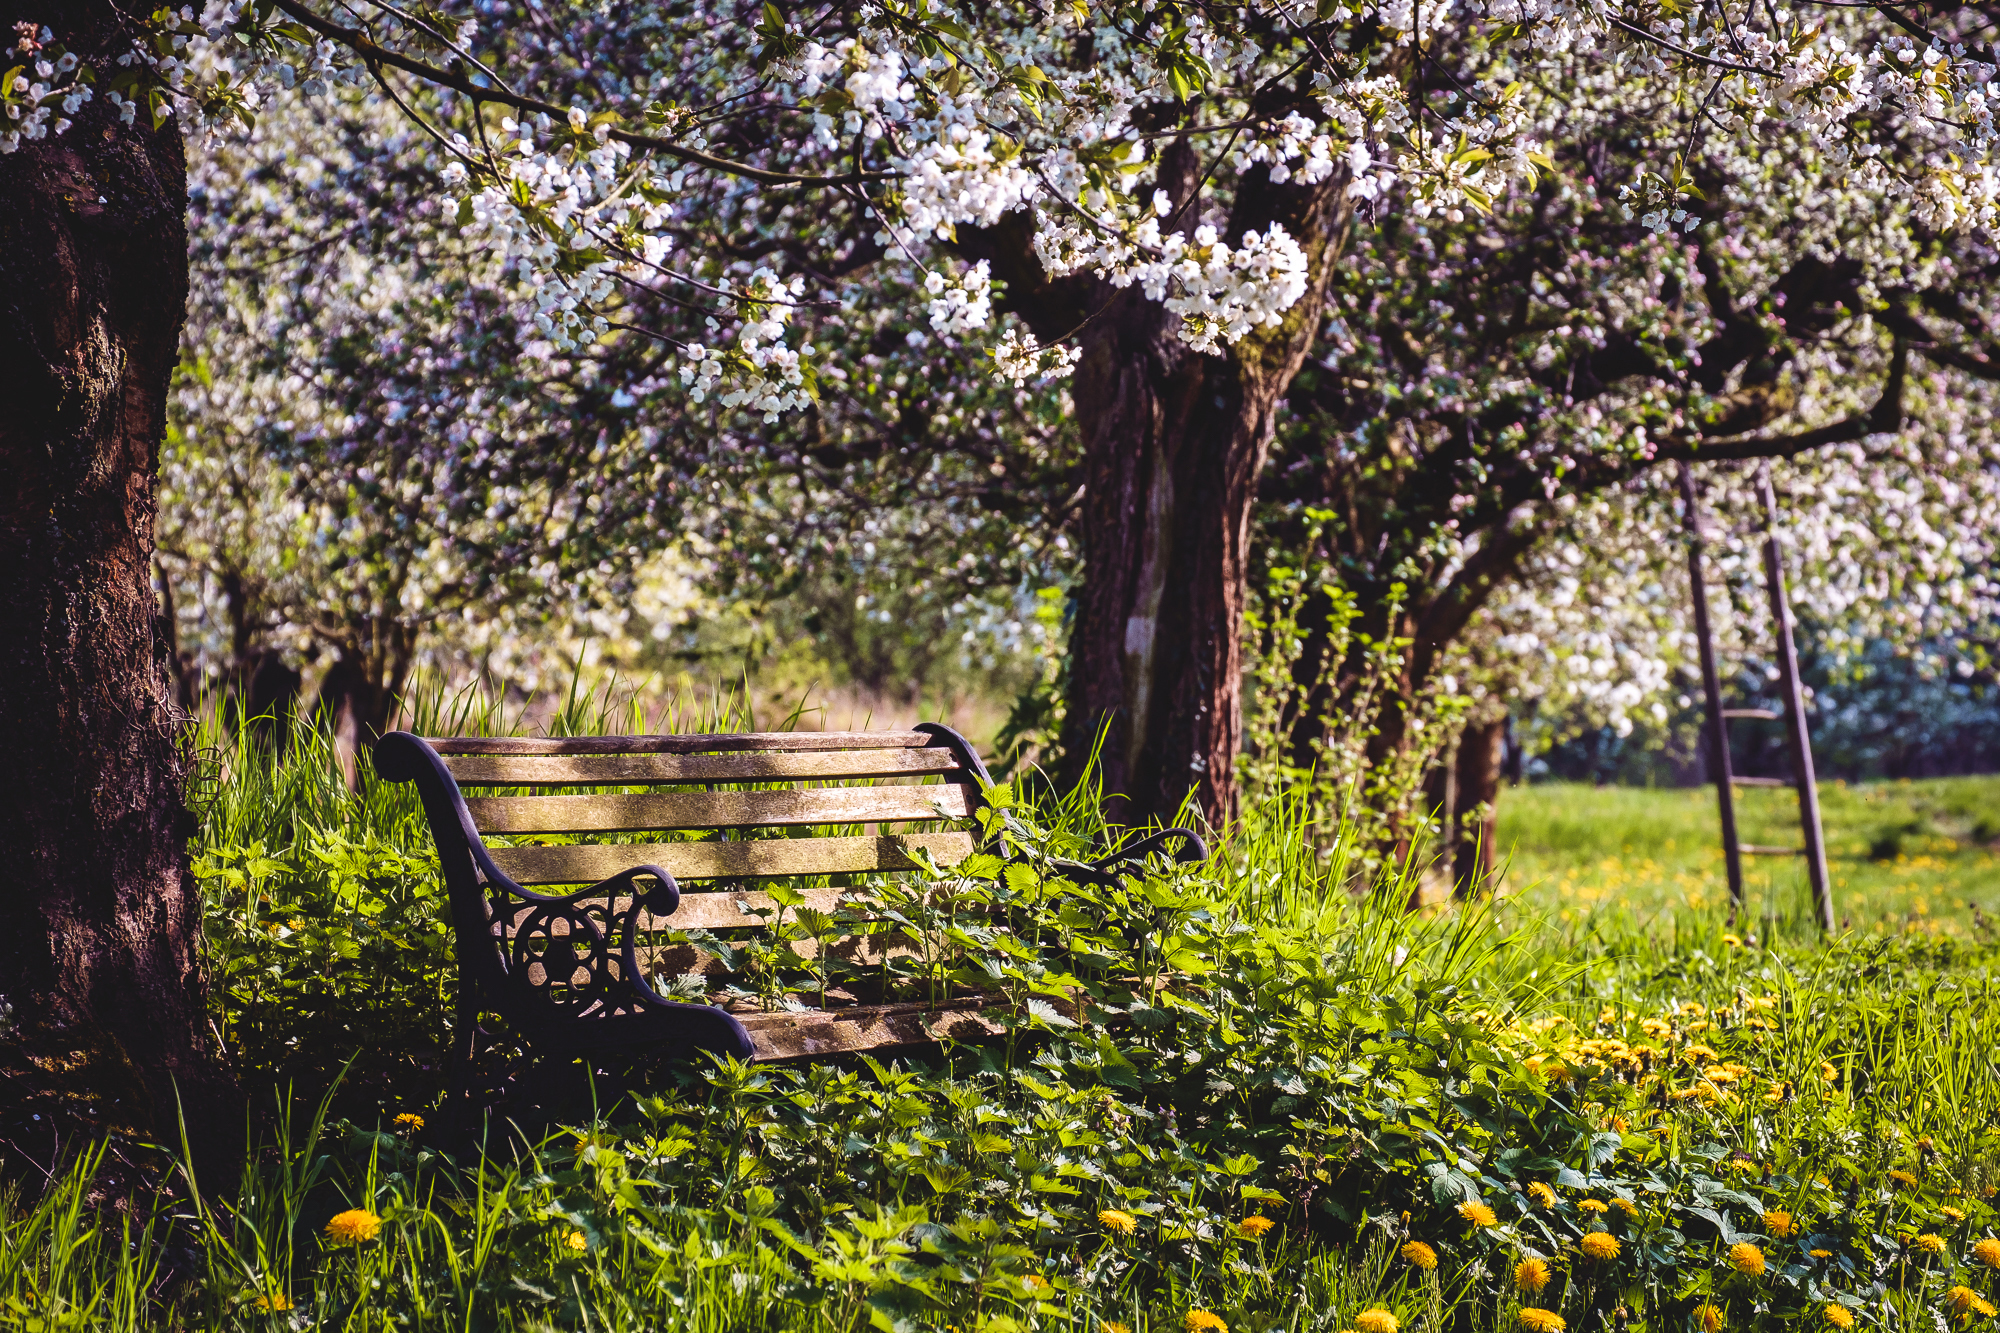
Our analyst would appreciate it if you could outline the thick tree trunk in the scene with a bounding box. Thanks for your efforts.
[0,2,238,1188]
[1055,165,1355,828]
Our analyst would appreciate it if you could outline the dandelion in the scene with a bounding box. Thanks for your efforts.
[1515,1257,1551,1293]
[1611,1197,1638,1217]
[392,1112,424,1133]
[1528,1182,1558,1208]
[565,1230,588,1251]
[1580,1232,1620,1261]
[1237,1216,1274,1239]
[1974,1237,2000,1268]
[1913,1233,1948,1255]
[1186,1312,1228,1333]
[1353,1311,1398,1333]
[1518,1311,1565,1332]
[1809,1249,1833,1259]
[1764,1210,1796,1237]
[1458,1201,1499,1228]
[254,1293,293,1312]
[1103,1323,1132,1333]
[1820,1061,1839,1081]
[1822,1306,1854,1330]
[1889,1169,1920,1187]
[1694,1304,1726,1331]
[1400,1240,1438,1270]
[1727,1242,1766,1275]
[1098,1209,1138,1236]
[1949,1286,1999,1318]
[325,1209,381,1244]
[1579,1199,1609,1214]
[1943,1206,1966,1221]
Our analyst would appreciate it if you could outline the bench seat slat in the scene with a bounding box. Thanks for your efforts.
[486,832,977,885]
[735,999,1006,1060]
[427,731,931,756]
[444,748,965,787]
[465,785,974,834]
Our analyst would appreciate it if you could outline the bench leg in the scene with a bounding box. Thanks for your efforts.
[439,992,481,1150]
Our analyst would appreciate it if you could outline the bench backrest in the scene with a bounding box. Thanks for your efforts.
[374,726,993,1050]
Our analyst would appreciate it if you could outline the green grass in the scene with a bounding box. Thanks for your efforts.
[1496,775,2000,938]
[11,695,2000,1331]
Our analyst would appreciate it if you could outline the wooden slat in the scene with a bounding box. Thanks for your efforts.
[445,748,964,787]
[1729,776,1788,787]
[736,999,1006,1060]
[486,832,977,885]
[466,785,973,834]
[426,731,930,756]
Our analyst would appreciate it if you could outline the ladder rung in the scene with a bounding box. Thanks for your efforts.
[1740,844,1802,856]
[1729,776,1788,787]
[1722,708,1780,720]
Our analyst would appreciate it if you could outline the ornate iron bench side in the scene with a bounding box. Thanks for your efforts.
[374,730,760,1113]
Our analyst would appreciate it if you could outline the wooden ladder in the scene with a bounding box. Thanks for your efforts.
[1678,461,1836,931]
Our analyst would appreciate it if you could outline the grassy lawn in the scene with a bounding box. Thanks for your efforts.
[1496,774,2000,937]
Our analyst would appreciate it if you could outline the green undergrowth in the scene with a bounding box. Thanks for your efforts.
[9,690,1997,1331]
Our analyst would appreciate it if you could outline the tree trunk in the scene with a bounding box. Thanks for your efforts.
[1451,711,1507,897]
[0,1,238,1188]
[1056,164,1355,828]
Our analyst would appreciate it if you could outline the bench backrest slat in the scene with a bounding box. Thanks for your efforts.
[424,731,931,756]
[486,831,978,886]
[463,785,973,835]
[443,748,965,787]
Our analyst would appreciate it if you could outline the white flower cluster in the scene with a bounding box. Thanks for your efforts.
[445,109,646,351]
[678,268,813,422]
[896,115,1036,240]
[1231,111,1338,186]
[990,327,1081,387]
[796,38,913,146]
[925,260,992,337]
[1,32,89,154]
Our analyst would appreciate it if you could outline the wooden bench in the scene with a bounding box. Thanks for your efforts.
[375,726,1205,1109]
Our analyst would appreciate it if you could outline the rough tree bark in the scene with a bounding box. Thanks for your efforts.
[967,149,1355,829]
[0,0,238,1186]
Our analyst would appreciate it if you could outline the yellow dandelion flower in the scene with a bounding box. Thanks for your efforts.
[1809,1249,1833,1259]
[1458,1201,1499,1228]
[1942,1206,1966,1221]
[1611,1197,1639,1217]
[1103,1322,1132,1333]
[1974,1237,2000,1268]
[1764,1211,1796,1238]
[1913,1232,1947,1255]
[1889,1169,1920,1187]
[254,1293,293,1312]
[1185,1311,1228,1333]
[1237,1216,1274,1239]
[1727,1242,1766,1275]
[1353,1311,1398,1333]
[1528,1182,1558,1209]
[1580,1232,1621,1261]
[1098,1210,1138,1236]
[1400,1241,1438,1270]
[392,1112,424,1133]
[1515,1257,1552,1294]
[1518,1310,1566,1333]
[1820,1061,1839,1082]
[565,1229,588,1252]
[1822,1306,1854,1330]
[1579,1199,1609,1214]
[1695,1303,1726,1331]
[1947,1286,1998,1318]
[324,1209,381,1245]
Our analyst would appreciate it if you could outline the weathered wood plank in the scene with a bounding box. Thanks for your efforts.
[444,748,965,787]
[426,731,931,756]
[735,999,1006,1060]
[486,832,977,885]
[466,785,974,834]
